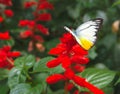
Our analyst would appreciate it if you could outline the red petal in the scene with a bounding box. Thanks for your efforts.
[46,74,65,84]
[36,24,49,35]
[72,75,86,87]
[71,55,89,64]
[24,1,37,8]
[0,31,11,40]
[72,44,88,55]
[33,35,44,42]
[84,81,104,94]
[61,56,71,69]
[8,51,21,57]
[64,68,75,80]
[48,44,66,55]
[72,64,85,72]
[0,16,4,23]
[37,13,51,21]
[38,1,54,10]
[4,9,14,17]
[46,58,61,68]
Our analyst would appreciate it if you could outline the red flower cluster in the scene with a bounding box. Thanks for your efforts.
[0,31,11,40]
[0,46,21,69]
[19,0,53,52]
[46,33,104,94]
[0,0,12,6]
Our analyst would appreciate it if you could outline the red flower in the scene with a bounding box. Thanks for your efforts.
[36,24,49,35]
[0,0,12,6]
[20,30,33,39]
[18,20,29,27]
[0,31,10,40]
[46,74,66,84]
[0,46,21,69]
[37,13,51,21]
[0,16,4,23]
[24,1,37,8]
[4,9,14,17]
[38,1,54,10]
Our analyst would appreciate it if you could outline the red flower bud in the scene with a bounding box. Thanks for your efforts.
[46,74,65,84]
[0,31,10,40]
[47,58,61,68]
[4,9,14,17]
[37,13,51,21]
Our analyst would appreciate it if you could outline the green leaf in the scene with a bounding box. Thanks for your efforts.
[103,87,114,94]
[10,83,31,94]
[0,80,9,94]
[33,56,54,72]
[112,0,120,7]
[8,67,26,89]
[0,69,9,80]
[80,68,116,88]
[14,55,35,70]
[44,38,60,52]
[115,77,120,85]
[1,38,15,47]
[33,57,64,73]
[28,84,43,94]
[88,47,97,59]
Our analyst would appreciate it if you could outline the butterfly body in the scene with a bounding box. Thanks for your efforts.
[64,18,103,50]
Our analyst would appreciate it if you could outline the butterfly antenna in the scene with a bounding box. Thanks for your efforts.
[64,26,72,32]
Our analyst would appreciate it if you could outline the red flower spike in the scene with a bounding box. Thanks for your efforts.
[72,44,88,55]
[0,31,11,40]
[46,58,61,68]
[84,81,104,94]
[71,55,89,64]
[24,1,37,9]
[64,68,75,80]
[36,24,49,35]
[65,83,74,91]
[38,1,54,10]
[0,16,4,23]
[48,43,66,55]
[4,9,14,17]
[46,74,65,84]
[61,56,71,69]
[72,75,86,87]
[37,13,51,21]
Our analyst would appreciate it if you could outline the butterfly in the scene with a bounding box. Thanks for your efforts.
[64,18,103,50]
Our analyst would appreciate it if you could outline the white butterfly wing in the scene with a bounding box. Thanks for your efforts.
[75,18,103,43]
